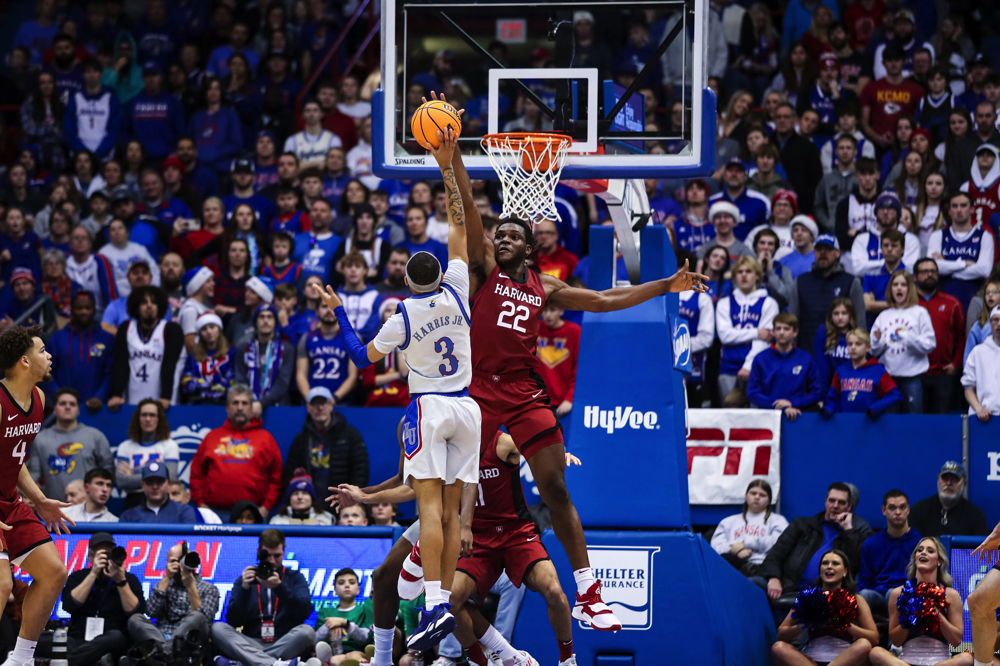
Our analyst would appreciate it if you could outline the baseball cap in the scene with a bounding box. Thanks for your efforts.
[435,49,454,60]
[307,386,334,403]
[815,234,840,250]
[10,268,35,286]
[725,157,747,170]
[162,155,185,175]
[257,129,276,144]
[874,192,902,214]
[818,53,840,71]
[111,185,136,204]
[127,259,151,274]
[90,188,111,201]
[89,532,116,549]
[894,8,915,23]
[573,11,594,24]
[938,461,966,479]
[972,53,990,67]
[231,157,255,174]
[141,461,169,481]
[991,305,1000,321]
[142,61,162,75]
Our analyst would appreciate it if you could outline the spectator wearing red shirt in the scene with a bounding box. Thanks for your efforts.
[860,45,924,151]
[844,0,882,51]
[189,385,284,519]
[536,302,581,417]
[533,219,579,281]
[316,81,358,151]
[360,306,410,407]
[914,258,965,414]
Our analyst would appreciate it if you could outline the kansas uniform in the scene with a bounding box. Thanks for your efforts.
[678,290,716,381]
[372,259,480,486]
[299,328,351,395]
[456,431,548,603]
[469,265,560,461]
[0,383,51,565]
[927,225,996,309]
[126,319,167,404]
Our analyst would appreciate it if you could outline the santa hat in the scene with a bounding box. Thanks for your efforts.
[771,189,799,214]
[708,201,741,223]
[791,215,819,240]
[183,266,213,296]
[196,312,224,332]
[246,276,275,303]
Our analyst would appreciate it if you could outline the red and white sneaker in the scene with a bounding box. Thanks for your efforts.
[398,540,425,600]
[572,581,622,631]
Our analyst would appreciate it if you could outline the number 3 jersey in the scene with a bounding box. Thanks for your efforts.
[470,265,546,377]
[0,384,43,502]
[373,258,472,394]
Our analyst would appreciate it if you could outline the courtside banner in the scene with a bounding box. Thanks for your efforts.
[686,409,781,505]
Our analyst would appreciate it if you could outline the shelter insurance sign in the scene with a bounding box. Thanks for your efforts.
[686,410,781,504]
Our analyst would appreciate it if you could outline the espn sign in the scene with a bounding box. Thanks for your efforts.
[686,409,781,505]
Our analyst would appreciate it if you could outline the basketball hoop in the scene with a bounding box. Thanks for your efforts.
[482,132,573,222]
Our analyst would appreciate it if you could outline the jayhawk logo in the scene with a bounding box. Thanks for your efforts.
[888,327,907,344]
[848,390,858,402]
[91,343,107,358]
[215,437,253,459]
[47,442,85,474]
[536,336,569,368]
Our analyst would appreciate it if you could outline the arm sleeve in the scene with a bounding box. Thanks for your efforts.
[955,232,995,280]
[371,313,406,355]
[849,279,866,330]
[690,294,715,353]
[742,298,779,371]
[334,306,374,369]
[870,372,902,416]
[234,345,248,386]
[710,516,733,555]
[95,342,113,401]
[159,323,184,401]
[788,282,800,317]
[758,515,789,554]
[274,571,313,622]
[856,541,875,590]
[197,582,220,620]
[746,356,770,408]
[870,314,888,357]
[951,305,966,368]
[225,579,251,626]
[907,310,938,355]
[96,96,121,158]
[261,342,295,407]
[851,234,881,275]
[792,358,823,407]
[759,519,801,583]
[64,98,86,154]
[813,179,830,231]
[146,587,167,619]
[109,324,130,398]
[96,433,114,473]
[823,370,842,413]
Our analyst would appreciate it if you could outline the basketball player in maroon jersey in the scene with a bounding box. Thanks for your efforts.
[0,325,74,666]
[424,92,708,631]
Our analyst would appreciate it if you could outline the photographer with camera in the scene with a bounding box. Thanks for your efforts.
[126,542,219,665]
[212,529,314,666]
[60,532,145,666]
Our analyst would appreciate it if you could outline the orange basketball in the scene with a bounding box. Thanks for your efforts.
[411,100,462,149]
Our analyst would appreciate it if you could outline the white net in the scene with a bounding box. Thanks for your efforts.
[481,133,573,222]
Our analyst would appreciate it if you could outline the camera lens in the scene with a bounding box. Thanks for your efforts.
[182,551,201,570]
[109,546,127,566]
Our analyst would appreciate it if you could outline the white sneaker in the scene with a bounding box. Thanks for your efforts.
[501,651,539,666]
[315,641,336,665]
[484,647,503,666]
[558,656,578,666]
[304,660,323,666]
[430,657,457,666]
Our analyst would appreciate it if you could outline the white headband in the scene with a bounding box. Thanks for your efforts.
[406,252,442,293]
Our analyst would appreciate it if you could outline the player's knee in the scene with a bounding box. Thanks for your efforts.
[0,575,11,601]
[542,581,569,610]
[968,582,997,615]
[540,477,572,507]
[373,561,395,590]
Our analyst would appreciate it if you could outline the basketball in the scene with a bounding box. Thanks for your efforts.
[411,100,462,149]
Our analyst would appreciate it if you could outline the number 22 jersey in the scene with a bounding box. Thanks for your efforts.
[0,384,43,502]
[470,265,546,377]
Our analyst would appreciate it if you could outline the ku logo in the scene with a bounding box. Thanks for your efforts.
[583,546,660,630]
[986,452,1000,480]
[429,300,437,308]
[48,442,84,474]
[401,407,420,459]
[792,365,802,375]
[834,287,842,296]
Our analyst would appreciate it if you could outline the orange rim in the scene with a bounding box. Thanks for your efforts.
[482,132,573,155]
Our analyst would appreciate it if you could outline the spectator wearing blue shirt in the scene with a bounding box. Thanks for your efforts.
[862,230,906,327]
[138,169,193,233]
[47,291,115,411]
[122,63,185,160]
[223,158,277,234]
[399,205,448,270]
[709,158,772,242]
[206,23,260,78]
[43,33,85,103]
[0,270,58,337]
[119,463,198,523]
[814,298,856,392]
[411,50,454,94]
[0,207,43,285]
[65,58,122,160]
[856,489,922,614]
[776,216,817,279]
[747,314,823,419]
[175,136,221,201]
[781,0,839,53]
[187,77,243,175]
[293,199,343,283]
[131,0,182,70]
[821,328,902,416]
[965,280,1000,365]
[14,0,60,65]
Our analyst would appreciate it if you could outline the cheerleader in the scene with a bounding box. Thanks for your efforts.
[773,549,879,666]
[869,537,967,666]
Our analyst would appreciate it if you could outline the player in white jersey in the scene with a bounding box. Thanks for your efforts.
[323,128,478,649]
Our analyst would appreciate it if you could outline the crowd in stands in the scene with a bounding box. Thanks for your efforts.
[4,0,1000,662]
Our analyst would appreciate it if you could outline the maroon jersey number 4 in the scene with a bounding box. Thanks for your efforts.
[0,384,43,503]
[470,266,547,377]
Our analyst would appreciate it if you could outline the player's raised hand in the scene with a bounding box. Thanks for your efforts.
[666,259,709,293]
[37,498,75,535]
[320,285,343,310]
[422,92,465,119]
[428,128,458,168]
[973,523,1000,562]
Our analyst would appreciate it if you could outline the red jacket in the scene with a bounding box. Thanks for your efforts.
[536,319,581,404]
[919,290,966,374]
[190,418,283,512]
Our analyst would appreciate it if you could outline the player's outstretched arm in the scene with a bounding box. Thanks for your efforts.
[425,91,492,292]
[544,259,709,312]
[428,127,469,265]
[320,286,387,369]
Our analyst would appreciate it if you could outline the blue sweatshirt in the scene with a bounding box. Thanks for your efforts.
[123,91,186,158]
[0,232,42,284]
[188,107,243,173]
[822,358,902,416]
[857,528,923,594]
[47,325,115,402]
[747,345,823,409]
[813,325,850,393]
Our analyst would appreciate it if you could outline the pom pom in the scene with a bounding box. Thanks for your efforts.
[896,580,949,636]
[792,587,858,633]
[827,588,859,630]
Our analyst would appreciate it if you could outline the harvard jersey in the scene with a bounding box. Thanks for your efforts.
[965,178,1000,227]
[0,384,43,502]
[302,329,350,394]
[373,259,472,394]
[470,266,546,377]
[472,432,533,529]
[126,319,167,403]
